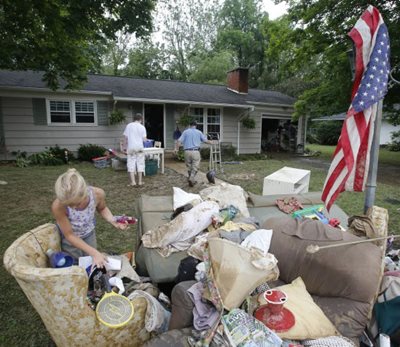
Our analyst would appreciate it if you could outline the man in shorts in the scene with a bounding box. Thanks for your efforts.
[123,113,147,186]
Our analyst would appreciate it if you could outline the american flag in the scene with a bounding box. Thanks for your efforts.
[321,5,390,211]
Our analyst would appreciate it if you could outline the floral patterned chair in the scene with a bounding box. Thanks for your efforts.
[4,223,150,347]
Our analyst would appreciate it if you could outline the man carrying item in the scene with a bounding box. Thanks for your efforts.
[177,120,213,186]
[123,113,147,186]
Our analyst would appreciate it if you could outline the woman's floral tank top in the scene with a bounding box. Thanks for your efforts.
[66,187,96,238]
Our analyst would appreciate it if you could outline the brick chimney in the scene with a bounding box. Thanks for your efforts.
[226,67,249,94]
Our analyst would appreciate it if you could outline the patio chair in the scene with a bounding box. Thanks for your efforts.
[3,223,150,347]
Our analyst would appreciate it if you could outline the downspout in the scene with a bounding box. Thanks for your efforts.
[237,106,254,155]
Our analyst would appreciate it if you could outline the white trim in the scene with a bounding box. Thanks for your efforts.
[227,87,248,95]
[114,96,250,109]
[249,101,294,108]
[46,98,98,126]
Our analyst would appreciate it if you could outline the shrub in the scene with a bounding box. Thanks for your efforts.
[12,151,30,168]
[29,150,64,166]
[387,131,400,152]
[315,121,342,145]
[47,145,75,163]
[200,147,210,159]
[78,144,107,162]
[221,145,237,160]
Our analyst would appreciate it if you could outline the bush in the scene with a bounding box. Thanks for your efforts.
[387,131,400,152]
[78,144,107,162]
[315,121,342,145]
[47,145,75,162]
[29,150,64,166]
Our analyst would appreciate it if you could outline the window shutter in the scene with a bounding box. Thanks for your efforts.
[97,101,110,125]
[32,98,47,125]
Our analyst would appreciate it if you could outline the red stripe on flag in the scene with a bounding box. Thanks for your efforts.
[348,29,364,99]
[353,111,372,191]
[361,7,380,36]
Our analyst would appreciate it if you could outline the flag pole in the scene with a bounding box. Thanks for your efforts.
[364,99,383,213]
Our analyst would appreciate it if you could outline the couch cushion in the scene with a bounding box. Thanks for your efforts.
[263,217,382,303]
[136,245,188,283]
[257,277,338,340]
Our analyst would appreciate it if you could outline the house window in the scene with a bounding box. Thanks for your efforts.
[191,108,204,132]
[50,101,71,123]
[75,101,95,123]
[190,107,221,138]
[207,108,220,136]
[48,100,96,125]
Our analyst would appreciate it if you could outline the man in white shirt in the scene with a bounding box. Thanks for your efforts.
[123,113,147,186]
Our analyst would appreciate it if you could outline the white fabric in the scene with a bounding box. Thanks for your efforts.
[241,229,273,255]
[127,152,145,173]
[123,121,147,151]
[200,183,250,217]
[141,201,219,257]
[172,187,202,210]
[127,290,170,333]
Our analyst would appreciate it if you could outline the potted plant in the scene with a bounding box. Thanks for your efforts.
[109,109,125,125]
[241,116,256,129]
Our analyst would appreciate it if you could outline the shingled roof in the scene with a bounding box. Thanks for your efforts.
[0,70,295,107]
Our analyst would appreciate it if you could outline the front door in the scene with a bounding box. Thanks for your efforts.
[144,104,164,145]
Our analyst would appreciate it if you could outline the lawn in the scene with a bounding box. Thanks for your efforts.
[1,151,399,345]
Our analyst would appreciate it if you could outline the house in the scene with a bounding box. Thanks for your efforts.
[0,68,300,159]
[311,112,400,145]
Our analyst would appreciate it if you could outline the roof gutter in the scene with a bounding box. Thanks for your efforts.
[113,96,250,109]
[0,86,113,96]
[247,101,295,108]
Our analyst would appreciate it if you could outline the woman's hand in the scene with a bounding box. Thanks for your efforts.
[111,220,129,230]
[92,251,108,269]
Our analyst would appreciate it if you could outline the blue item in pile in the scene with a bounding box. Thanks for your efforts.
[144,140,155,148]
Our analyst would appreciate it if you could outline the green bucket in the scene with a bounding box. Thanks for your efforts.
[145,159,158,176]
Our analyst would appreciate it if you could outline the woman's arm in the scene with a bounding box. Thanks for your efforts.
[51,199,107,268]
[94,187,128,230]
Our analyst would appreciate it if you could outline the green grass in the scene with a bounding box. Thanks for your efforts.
[0,162,190,345]
[306,144,400,165]
[1,154,399,345]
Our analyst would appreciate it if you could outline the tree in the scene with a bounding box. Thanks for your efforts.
[124,40,170,79]
[189,51,236,84]
[216,0,266,87]
[101,34,131,76]
[0,0,155,89]
[275,0,400,122]
[157,0,221,81]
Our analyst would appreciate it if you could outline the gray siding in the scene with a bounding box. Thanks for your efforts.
[1,97,126,156]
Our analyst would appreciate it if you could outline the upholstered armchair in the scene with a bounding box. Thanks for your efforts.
[4,223,150,347]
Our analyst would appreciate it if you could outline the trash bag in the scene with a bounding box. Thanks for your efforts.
[206,170,216,184]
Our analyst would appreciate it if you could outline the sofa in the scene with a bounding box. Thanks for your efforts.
[134,191,348,283]
[3,223,150,347]
[135,191,384,341]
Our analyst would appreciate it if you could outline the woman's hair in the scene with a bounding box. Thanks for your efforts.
[55,168,88,205]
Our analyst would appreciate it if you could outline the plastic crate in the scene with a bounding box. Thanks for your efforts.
[144,140,155,148]
[92,156,110,169]
[145,159,158,176]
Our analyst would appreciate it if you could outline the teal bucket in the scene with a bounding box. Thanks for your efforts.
[145,159,158,176]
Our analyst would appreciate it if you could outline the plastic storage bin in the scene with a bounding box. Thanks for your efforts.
[144,140,155,148]
[145,159,158,176]
[92,156,110,169]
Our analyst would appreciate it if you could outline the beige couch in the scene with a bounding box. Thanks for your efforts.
[3,223,150,347]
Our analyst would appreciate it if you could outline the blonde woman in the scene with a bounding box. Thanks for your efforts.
[52,168,128,268]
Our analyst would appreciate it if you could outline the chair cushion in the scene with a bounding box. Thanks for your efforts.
[257,277,338,340]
